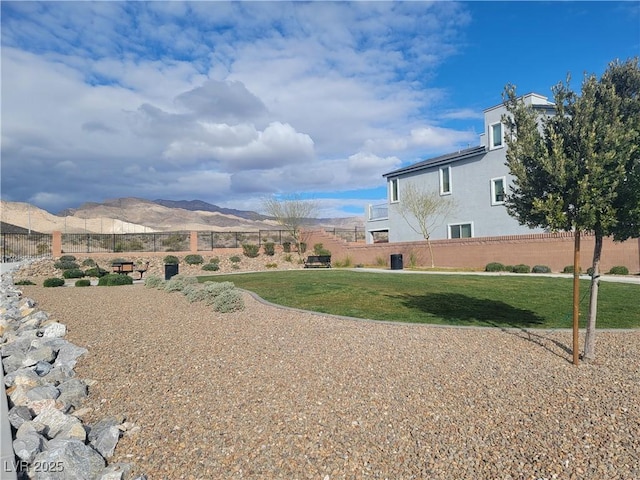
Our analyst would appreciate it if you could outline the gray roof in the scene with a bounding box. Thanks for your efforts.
[383,145,486,178]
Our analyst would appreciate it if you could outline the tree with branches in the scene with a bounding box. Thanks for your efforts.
[502,58,640,362]
[397,182,457,268]
[262,194,319,256]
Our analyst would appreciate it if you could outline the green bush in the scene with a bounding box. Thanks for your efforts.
[36,244,50,255]
[609,265,629,275]
[229,255,241,263]
[182,285,208,303]
[562,265,581,274]
[144,275,164,289]
[212,289,245,313]
[163,255,180,265]
[185,254,204,265]
[532,265,552,274]
[202,262,220,271]
[313,243,331,256]
[298,242,307,253]
[164,275,198,293]
[59,255,77,262]
[54,260,80,270]
[75,279,91,287]
[84,266,108,278]
[242,244,260,258]
[14,279,36,285]
[82,258,96,267]
[209,257,220,264]
[62,269,85,279]
[504,265,515,272]
[201,281,236,304]
[282,242,291,253]
[265,263,278,269]
[512,264,531,274]
[485,262,505,272]
[43,278,65,288]
[263,242,275,256]
[283,254,293,263]
[98,274,134,286]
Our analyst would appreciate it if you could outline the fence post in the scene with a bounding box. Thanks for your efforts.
[190,231,198,253]
[52,231,62,257]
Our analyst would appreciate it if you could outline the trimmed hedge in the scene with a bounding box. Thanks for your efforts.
[609,265,629,275]
[98,274,134,286]
[485,262,505,272]
[163,255,179,265]
[512,264,531,274]
[75,279,91,287]
[532,265,552,274]
[54,260,79,270]
[43,278,65,288]
[202,262,220,271]
[62,269,85,279]
[185,254,204,265]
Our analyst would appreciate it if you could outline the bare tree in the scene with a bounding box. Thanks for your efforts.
[397,182,457,267]
[262,194,319,255]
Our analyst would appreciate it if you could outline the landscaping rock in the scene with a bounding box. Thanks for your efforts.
[88,416,122,459]
[8,404,33,429]
[30,438,106,479]
[26,384,60,402]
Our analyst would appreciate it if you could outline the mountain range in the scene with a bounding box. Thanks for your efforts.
[1,198,364,234]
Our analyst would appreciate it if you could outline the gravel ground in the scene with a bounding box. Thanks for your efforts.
[19,283,640,480]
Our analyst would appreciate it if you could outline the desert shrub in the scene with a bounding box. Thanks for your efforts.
[14,279,36,285]
[201,281,236,305]
[114,239,144,252]
[163,255,179,265]
[62,269,85,279]
[212,289,245,313]
[54,260,79,270]
[36,244,50,255]
[263,242,275,256]
[75,279,91,287]
[375,256,387,267]
[144,275,164,289]
[82,258,96,267]
[333,257,352,268]
[532,265,552,274]
[182,284,208,303]
[59,255,77,262]
[562,265,581,274]
[242,244,260,258]
[265,263,278,269]
[512,264,531,274]
[209,257,220,264]
[609,265,629,275]
[229,255,241,263]
[283,254,293,263]
[84,266,108,278]
[282,242,291,253]
[313,243,331,256]
[202,262,220,271]
[185,254,204,265]
[485,262,505,272]
[408,251,419,268]
[98,274,134,286]
[164,275,197,293]
[43,278,65,288]
[298,242,307,253]
[161,233,187,251]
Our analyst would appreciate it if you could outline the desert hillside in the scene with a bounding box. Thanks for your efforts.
[0,198,364,234]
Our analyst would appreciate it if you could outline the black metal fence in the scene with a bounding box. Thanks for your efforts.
[1,233,52,261]
[0,228,365,260]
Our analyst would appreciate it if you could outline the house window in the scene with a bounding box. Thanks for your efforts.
[490,122,503,149]
[449,223,473,239]
[491,177,506,205]
[389,178,399,203]
[439,166,451,195]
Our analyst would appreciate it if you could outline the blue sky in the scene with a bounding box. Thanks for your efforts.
[1,1,638,217]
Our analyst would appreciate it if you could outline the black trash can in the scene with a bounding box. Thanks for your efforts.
[164,263,179,280]
[390,254,403,270]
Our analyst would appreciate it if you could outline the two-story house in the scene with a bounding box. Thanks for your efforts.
[365,93,555,244]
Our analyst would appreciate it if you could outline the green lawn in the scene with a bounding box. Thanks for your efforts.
[199,270,640,329]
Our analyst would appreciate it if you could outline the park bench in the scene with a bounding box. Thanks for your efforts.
[303,255,332,268]
[112,261,135,275]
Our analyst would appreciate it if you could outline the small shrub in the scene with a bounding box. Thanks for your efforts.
[265,263,278,269]
[212,289,245,313]
[504,265,515,272]
[36,244,50,255]
[485,262,505,272]
[98,274,134,286]
[512,264,531,274]
[242,244,260,258]
[82,258,96,267]
[263,242,275,256]
[609,265,629,275]
[209,257,220,264]
[408,251,418,268]
[62,269,85,279]
[229,255,241,263]
[14,279,36,286]
[283,254,293,263]
[164,275,198,293]
[202,281,236,305]
[163,255,179,265]
[333,257,352,268]
[185,254,204,265]
[375,256,387,267]
[43,278,65,288]
[75,279,91,287]
[298,242,307,253]
[54,260,79,270]
[202,262,220,271]
[282,242,291,253]
[144,275,164,289]
[59,255,77,262]
[84,266,108,278]
[183,285,208,303]
[532,265,551,274]
[562,265,581,274]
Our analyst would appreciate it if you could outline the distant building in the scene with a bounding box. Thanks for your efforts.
[365,93,555,244]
